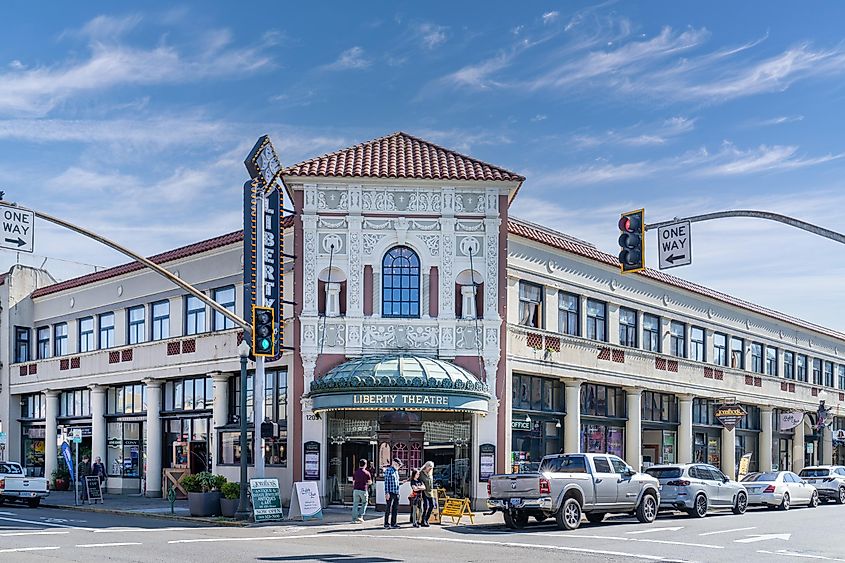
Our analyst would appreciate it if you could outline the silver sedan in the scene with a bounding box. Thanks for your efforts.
[741,471,819,510]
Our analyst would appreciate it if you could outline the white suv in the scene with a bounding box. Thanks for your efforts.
[799,466,845,504]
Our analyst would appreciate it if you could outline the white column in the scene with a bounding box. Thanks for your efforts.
[678,395,694,464]
[563,380,581,454]
[721,427,737,480]
[578,296,588,339]
[625,388,642,471]
[792,417,806,473]
[44,390,60,482]
[543,286,557,330]
[211,372,231,430]
[461,285,477,320]
[607,303,620,345]
[89,385,107,471]
[759,406,774,472]
[660,317,672,356]
[325,282,341,317]
[144,379,162,497]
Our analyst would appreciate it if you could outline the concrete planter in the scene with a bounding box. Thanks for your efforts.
[188,491,221,517]
[220,497,239,518]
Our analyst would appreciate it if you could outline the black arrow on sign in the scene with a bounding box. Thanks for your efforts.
[665,254,687,264]
[4,237,25,247]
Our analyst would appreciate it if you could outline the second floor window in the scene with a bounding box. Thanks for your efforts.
[586,299,606,342]
[619,307,637,347]
[128,306,145,345]
[690,326,705,362]
[713,333,727,366]
[839,365,845,390]
[797,354,808,382]
[783,351,795,380]
[185,296,206,335]
[382,246,420,318]
[642,314,660,352]
[766,347,778,376]
[213,286,236,331]
[518,281,543,328]
[79,317,94,353]
[813,358,822,385]
[99,313,115,349]
[669,321,685,358]
[14,327,30,363]
[54,323,68,356]
[152,300,170,341]
[824,361,834,388]
[558,292,579,336]
[37,327,50,359]
[730,337,744,370]
[751,342,763,373]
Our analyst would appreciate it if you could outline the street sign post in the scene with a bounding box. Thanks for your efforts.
[0,204,34,253]
[657,220,692,270]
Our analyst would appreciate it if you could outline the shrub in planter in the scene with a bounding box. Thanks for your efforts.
[51,467,71,491]
[220,482,241,518]
[184,472,224,517]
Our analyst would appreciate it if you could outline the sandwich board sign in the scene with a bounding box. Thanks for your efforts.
[287,481,323,521]
[657,221,692,270]
[249,478,284,522]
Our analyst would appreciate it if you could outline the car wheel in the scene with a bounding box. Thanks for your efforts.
[779,493,790,511]
[732,492,748,515]
[837,487,845,505]
[503,511,516,529]
[586,512,606,524]
[636,493,657,524]
[504,509,528,529]
[687,494,708,518]
[809,491,819,508]
[555,497,582,531]
[26,498,40,508]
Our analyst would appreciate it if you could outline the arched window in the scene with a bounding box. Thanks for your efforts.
[382,246,420,318]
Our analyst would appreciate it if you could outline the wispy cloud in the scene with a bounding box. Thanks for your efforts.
[323,46,371,70]
[570,116,696,148]
[748,115,805,127]
[417,23,447,49]
[542,11,560,25]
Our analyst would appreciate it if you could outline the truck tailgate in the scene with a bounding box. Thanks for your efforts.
[489,474,541,498]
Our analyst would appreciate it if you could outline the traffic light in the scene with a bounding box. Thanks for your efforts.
[252,305,274,357]
[618,209,645,273]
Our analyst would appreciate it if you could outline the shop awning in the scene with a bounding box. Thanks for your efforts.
[308,355,491,414]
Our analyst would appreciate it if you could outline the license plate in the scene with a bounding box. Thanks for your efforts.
[510,498,522,506]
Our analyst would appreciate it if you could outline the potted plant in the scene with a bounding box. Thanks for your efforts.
[51,467,70,491]
[220,482,241,517]
[183,472,226,517]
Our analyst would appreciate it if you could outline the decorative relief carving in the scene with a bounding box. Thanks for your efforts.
[363,219,392,230]
[317,190,349,210]
[321,233,344,254]
[362,233,385,255]
[362,190,396,211]
[318,323,346,348]
[440,222,455,319]
[483,356,499,381]
[359,323,440,350]
[318,218,347,229]
[454,193,465,213]
[407,191,441,212]
[348,231,361,307]
[485,224,499,315]
[485,328,499,347]
[303,218,318,314]
[347,325,361,346]
[406,326,438,348]
[408,219,440,231]
[362,325,396,346]
[474,194,486,213]
[456,326,480,349]
[455,221,484,232]
[420,234,440,256]
[441,326,455,348]
[441,187,455,214]
[458,236,482,257]
[302,323,316,346]
[348,185,362,211]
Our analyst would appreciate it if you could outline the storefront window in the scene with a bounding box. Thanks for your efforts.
[219,431,253,464]
[60,389,91,417]
[736,433,759,473]
[581,424,624,458]
[694,432,721,466]
[108,384,146,414]
[512,374,564,413]
[513,418,561,471]
[641,391,678,423]
[580,384,625,418]
[106,421,143,477]
[164,376,212,411]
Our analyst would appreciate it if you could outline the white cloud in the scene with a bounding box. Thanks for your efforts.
[570,116,696,148]
[530,114,547,122]
[417,23,447,49]
[749,115,805,127]
[78,14,143,39]
[442,52,512,89]
[542,11,560,24]
[8,60,25,70]
[323,47,372,70]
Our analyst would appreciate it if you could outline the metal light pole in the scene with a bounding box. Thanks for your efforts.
[235,340,251,520]
[817,390,831,465]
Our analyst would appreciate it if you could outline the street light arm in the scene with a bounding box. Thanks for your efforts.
[15,203,250,331]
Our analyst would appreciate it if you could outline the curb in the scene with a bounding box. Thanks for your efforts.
[40,503,247,527]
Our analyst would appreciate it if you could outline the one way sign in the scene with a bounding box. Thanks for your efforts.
[0,204,34,253]
[657,221,691,270]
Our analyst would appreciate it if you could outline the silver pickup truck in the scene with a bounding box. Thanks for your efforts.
[487,453,660,530]
[0,461,49,507]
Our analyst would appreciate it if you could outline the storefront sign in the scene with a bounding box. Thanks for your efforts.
[479,443,496,482]
[512,419,532,431]
[715,404,747,430]
[737,452,753,480]
[779,412,804,431]
[304,441,320,481]
[249,478,284,522]
[287,481,323,521]
[311,391,488,413]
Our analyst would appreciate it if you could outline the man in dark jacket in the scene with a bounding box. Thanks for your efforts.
[77,455,92,501]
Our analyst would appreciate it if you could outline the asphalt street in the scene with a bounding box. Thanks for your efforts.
[0,503,844,562]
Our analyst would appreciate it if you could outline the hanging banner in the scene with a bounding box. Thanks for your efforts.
[715,404,747,431]
[60,442,75,482]
[779,411,804,431]
[737,452,753,481]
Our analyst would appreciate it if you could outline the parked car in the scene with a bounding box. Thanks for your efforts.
[645,464,747,517]
[741,470,819,510]
[798,466,845,504]
[0,461,50,507]
[487,453,660,531]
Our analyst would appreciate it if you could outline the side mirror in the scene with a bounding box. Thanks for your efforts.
[802,480,808,485]
[624,468,636,478]
[723,476,730,483]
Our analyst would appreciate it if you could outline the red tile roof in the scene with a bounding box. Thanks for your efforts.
[283,131,525,182]
[508,217,845,342]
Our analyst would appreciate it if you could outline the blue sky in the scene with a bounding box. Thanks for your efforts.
[2,2,845,330]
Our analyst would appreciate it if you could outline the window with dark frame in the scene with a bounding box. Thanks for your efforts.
[224,369,287,466]
[36,326,50,359]
[21,393,45,419]
[512,374,564,413]
[824,361,835,388]
[813,358,822,385]
[99,312,115,349]
[164,376,212,412]
[127,306,145,345]
[185,296,206,335]
[641,391,679,423]
[382,246,421,318]
[213,286,236,330]
[151,300,170,341]
[558,292,579,336]
[839,365,845,390]
[580,383,625,418]
[54,323,68,356]
[14,327,30,363]
[751,342,763,373]
[783,351,795,380]
[797,354,808,382]
[586,299,607,342]
[59,389,91,417]
[690,326,705,362]
[670,321,685,358]
[518,281,543,328]
[79,317,94,353]
[619,307,637,347]
[766,346,778,376]
[107,384,147,414]
[642,314,660,352]
[713,333,727,366]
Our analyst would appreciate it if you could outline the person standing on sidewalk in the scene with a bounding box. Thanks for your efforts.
[419,461,435,526]
[351,459,372,523]
[77,455,92,502]
[383,458,402,529]
[92,456,107,487]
